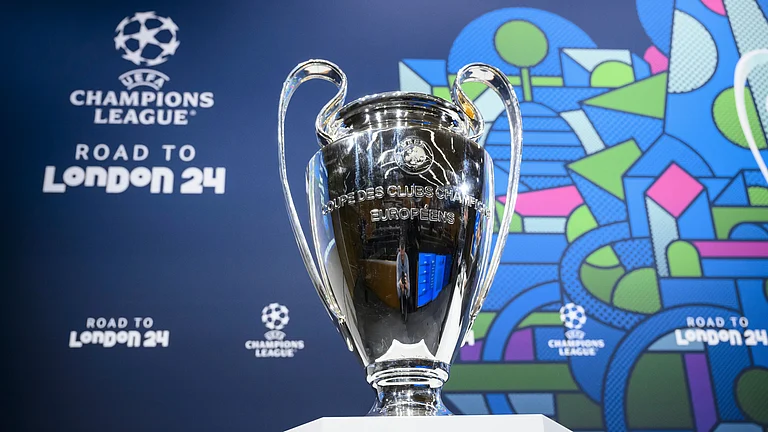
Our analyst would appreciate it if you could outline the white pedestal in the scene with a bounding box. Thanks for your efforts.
[286,414,572,432]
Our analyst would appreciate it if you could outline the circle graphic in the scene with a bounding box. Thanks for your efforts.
[395,137,434,175]
[114,11,180,67]
[261,303,290,331]
[559,303,587,330]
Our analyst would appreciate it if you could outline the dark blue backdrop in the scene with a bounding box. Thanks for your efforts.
[7,1,654,431]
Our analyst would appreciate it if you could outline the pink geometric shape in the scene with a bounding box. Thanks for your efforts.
[644,45,669,75]
[692,241,768,258]
[504,328,534,361]
[646,164,704,217]
[701,0,726,15]
[501,185,583,217]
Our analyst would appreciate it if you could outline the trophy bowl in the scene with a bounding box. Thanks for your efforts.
[278,60,522,416]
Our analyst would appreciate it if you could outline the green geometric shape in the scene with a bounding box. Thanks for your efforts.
[591,61,635,88]
[472,312,494,339]
[566,204,620,267]
[495,21,548,68]
[736,368,768,426]
[566,205,598,242]
[496,201,522,233]
[712,207,768,239]
[765,280,768,300]
[613,268,661,314]
[518,312,563,328]
[531,76,564,87]
[445,364,578,391]
[713,87,767,150]
[583,72,668,119]
[580,262,625,303]
[668,241,703,277]
[568,140,642,200]
[748,187,768,206]
[627,353,694,429]
[433,87,451,102]
[556,394,605,430]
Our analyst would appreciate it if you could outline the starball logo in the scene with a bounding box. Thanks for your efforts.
[547,303,605,357]
[244,303,306,358]
[69,11,214,126]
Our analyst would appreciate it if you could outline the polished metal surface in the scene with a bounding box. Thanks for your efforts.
[278,59,522,416]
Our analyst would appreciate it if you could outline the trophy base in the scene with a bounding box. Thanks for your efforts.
[366,359,451,416]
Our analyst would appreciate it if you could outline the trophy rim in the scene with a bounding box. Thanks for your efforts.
[309,115,495,168]
[324,91,483,143]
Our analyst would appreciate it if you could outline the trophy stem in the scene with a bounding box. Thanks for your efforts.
[366,359,452,416]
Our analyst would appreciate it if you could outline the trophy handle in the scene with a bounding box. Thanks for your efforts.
[278,59,348,319]
[452,63,523,327]
[734,49,768,184]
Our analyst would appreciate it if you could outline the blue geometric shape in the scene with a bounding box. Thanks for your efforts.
[569,315,627,403]
[520,161,568,176]
[507,393,555,415]
[523,131,581,146]
[744,170,768,187]
[533,87,608,113]
[627,134,714,177]
[624,177,656,237]
[700,178,732,200]
[447,8,596,75]
[581,105,664,150]
[534,327,569,362]
[737,279,768,367]
[632,53,651,80]
[603,305,743,432]
[701,259,768,277]
[659,278,740,309]
[402,59,449,86]
[678,192,716,239]
[485,264,559,311]
[708,340,751,421]
[518,116,572,132]
[730,223,768,240]
[486,394,515,414]
[520,176,573,190]
[487,131,582,147]
[569,172,628,225]
[519,102,558,117]
[484,282,561,361]
[521,146,586,162]
[636,0,675,55]
[498,234,568,264]
[445,394,489,415]
[561,51,590,87]
[613,238,655,271]
[715,173,750,206]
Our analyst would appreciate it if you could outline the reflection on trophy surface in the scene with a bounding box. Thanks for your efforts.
[278,59,523,416]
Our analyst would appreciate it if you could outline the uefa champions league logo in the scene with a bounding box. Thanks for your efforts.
[113,11,178,90]
[114,11,180,67]
[548,303,605,357]
[244,303,304,358]
[396,137,434,175]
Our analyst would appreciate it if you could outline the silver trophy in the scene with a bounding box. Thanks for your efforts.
[278,59,522,416]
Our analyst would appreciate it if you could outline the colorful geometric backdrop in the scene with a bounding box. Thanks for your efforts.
[399,1,768,430]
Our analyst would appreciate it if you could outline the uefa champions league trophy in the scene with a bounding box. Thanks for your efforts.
[278,59,523,416]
